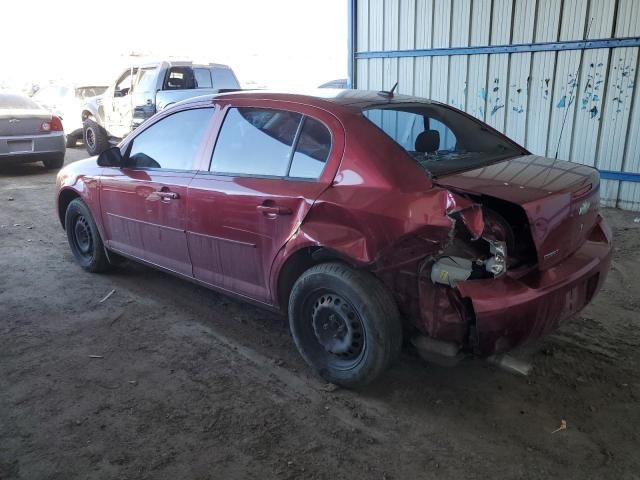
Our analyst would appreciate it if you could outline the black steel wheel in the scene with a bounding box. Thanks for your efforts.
[289,262,402,388]
[83,119,109,156]
[64,198,111,272]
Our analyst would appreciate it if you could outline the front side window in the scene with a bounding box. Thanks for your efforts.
[211,108,302,176]
[135,67,159,93]
[126,108,213,170]
[363,104,523,176]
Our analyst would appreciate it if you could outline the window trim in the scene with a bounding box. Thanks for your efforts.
[208,106,333,181]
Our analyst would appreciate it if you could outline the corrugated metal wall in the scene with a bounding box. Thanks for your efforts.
[354,0,640,210]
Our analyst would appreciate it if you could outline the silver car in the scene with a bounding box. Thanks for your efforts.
[0,91,66,169]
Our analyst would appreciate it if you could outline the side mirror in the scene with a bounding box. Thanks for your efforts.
[97,146,123,167]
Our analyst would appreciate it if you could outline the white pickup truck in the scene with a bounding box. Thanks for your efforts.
[81,61,240,155]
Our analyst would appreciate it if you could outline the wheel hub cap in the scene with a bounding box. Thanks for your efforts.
[74,216,92,254]
[311,294,363,359]
[86,128,95,149]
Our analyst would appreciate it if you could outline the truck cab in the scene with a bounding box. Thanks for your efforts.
[82,61,240,155]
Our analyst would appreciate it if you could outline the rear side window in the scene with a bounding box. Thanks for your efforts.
[127,108,213,170]
[194,68,213,88]
[289,117,331,178]
[165,67,196,89]
[212,67,240,89]
[211,108,302,176]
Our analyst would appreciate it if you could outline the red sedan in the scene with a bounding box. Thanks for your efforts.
[56,90,612,387]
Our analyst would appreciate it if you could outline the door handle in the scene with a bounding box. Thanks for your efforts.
[157,191,180,200]
[256,204,291,216]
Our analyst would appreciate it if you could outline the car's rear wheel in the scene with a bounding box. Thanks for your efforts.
[43,153,64,170]
[65,198,111,273]
[288,262,402,388]
[83,119,109,156]
[65,133,77,148]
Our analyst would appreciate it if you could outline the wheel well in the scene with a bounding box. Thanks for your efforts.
[81,110,93,121]
[276,247,354,312]
[58,189,80,229]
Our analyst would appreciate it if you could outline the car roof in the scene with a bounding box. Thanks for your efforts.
[176,89,434,113]
[137,61,233,69]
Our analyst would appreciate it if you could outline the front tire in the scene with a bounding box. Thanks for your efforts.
[83,119,109,156]
[288,262,403,388]
[65,198,111,273]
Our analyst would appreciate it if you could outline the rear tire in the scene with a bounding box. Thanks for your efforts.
[43,153,64,170]
[65,133,77,148]
[288,262,403,388]
[83,119,109,156]
[65,198,111,273]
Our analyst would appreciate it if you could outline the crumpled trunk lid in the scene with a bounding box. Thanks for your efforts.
[434,155,600,270]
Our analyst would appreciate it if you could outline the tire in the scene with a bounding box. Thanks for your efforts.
[64,198,111,273]
[43,153,64,170]
[83,119,109,156]
[65,133,77,148]
[288,262,403,388]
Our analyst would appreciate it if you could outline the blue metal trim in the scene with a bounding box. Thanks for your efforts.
[347,0,356,88]
[355,37,640,59]
[599,170,640,182]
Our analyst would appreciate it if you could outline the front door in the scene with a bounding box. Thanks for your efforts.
[99,107,215,276]
[106,68,136,138]
[187,105,336,303]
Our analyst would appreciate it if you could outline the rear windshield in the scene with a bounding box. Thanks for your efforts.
[0,93,40,110]
[363,103,524,176]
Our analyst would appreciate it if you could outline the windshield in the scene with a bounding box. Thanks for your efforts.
[363,104,524,176]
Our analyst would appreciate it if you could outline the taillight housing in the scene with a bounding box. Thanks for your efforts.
[41,116,64,132]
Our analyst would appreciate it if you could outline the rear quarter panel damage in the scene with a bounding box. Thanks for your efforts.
[271,183,486,345]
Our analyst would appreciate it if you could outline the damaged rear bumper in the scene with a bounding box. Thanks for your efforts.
[455,215,612,355]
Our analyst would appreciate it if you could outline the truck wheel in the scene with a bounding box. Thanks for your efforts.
[288,262,403,388]
[83,119,109,156]
[43,153,65,170]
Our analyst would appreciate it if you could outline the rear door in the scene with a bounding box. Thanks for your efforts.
[100,106,215,276]
[187,102,341,303]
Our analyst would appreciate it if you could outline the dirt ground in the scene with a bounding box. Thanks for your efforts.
[1,149,639,480]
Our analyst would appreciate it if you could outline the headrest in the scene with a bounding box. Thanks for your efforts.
[415,130,440,153]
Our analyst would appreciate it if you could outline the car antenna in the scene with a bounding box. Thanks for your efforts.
[554,17,593,160]
[378,82,399,99]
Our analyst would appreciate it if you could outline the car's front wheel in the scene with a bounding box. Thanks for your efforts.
[65,198,111,272]
[288,262,403,388]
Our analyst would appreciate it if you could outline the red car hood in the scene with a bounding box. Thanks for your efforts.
[435,155,601,270]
